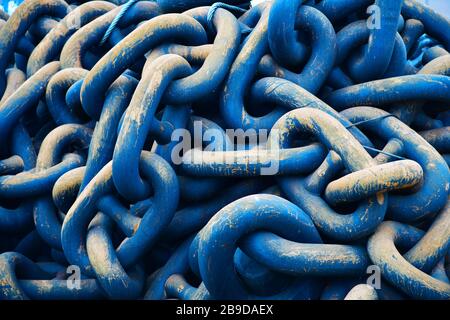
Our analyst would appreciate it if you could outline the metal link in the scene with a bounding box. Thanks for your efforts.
[0,0,449,301]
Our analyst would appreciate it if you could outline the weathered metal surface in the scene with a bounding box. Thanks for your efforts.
[0,0,449,301]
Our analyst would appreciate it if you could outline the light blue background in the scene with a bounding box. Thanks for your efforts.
[422,0,450,16]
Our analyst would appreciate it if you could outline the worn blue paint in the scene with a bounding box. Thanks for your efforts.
[1,0,450,301]
[347,0,404,83]
[272,108,389,241]
[26,1,115,77]
[0,252,105,299]
[32,124,92,250]
[80,14,207,119]
[62,152,178,278]
[81,75,137,191]
[112,55,191,201]
[368,221,450,299]
[190,194,323,299]
[341,107,449,222]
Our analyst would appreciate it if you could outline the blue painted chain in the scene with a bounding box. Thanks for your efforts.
[344,114,408,160]
[0,0,449,300]
[207,2,247,31]
[99,0,141,46]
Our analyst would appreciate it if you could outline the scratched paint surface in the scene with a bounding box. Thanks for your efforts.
[0,0,449,301]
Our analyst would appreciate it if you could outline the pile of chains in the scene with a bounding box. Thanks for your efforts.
[0,0,449,300]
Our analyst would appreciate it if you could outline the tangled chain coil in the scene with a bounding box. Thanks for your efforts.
[0,0,449,300]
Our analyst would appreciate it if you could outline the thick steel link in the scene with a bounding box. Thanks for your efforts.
[26,1,116,76]
[0,0,449,301]
[112,54,191,201]
[0,0,68,96]
[272,108,406,241]
[340,107,449,222]
[80,13,207,119]
[368,221,450,299]
[62,151,178,275]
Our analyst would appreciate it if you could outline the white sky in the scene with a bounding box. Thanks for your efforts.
[251,0,266,5]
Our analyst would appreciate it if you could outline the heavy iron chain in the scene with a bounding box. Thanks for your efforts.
[0,0,449,300]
